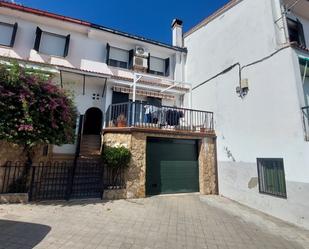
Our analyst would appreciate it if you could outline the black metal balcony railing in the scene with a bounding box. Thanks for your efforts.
[106,102,214,133]
[302,106,309,141]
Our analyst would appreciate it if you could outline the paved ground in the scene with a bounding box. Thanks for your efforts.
[0,195,308,249]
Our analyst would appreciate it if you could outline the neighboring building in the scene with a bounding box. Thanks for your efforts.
[0,1,217,200]
[185,0,309,229]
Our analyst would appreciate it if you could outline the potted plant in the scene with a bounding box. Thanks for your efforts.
[102,146,131,188]
[200,126,206,133]
[117,113,127,127]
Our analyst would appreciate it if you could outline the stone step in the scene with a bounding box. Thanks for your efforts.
[80,135,102,157]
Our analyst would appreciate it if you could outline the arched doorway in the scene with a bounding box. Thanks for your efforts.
[83,107,103,135]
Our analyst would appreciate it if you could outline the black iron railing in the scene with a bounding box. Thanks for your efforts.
[302,106,309,141]
[103,167,126,190]
[106,102,214,132]
[0,162,30,194]
[0,161,126,201]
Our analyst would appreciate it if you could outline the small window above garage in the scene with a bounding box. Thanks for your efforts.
[34,27,70,57]
[0,22,18,47]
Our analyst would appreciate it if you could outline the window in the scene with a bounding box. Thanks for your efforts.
[106,44,129,69]
[34,27,70,57]
[147,97,162,107]
[0,22,18,47]
[149,56,170,77]
[287,18,306,47]
[257,158,287,198]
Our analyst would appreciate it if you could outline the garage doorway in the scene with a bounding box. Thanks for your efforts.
[83,107,103,135]
[146,138,199,195]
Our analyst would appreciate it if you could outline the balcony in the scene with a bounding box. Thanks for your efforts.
[302,106,309,141]
[104,102,214,135]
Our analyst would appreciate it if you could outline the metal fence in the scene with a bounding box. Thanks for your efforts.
[302,106,309,141]
[0,161,126,201]
[103,167,126,190]
[106,102,214,133]
[0,162,30,194]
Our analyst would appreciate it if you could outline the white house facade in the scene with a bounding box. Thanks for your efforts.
[0,1,217,200]
[1,0,309,229]
[0,1,190,155]
[185,0,309,229]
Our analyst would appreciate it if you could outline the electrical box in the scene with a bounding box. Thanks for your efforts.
[241,78,249,90]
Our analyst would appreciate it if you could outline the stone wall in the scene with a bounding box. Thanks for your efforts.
[199,137,218,195]
[103,131,218,199]
[0,141,52,194]
[0,141,51,165]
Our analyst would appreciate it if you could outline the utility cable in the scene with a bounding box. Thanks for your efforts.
[192,44,291,91]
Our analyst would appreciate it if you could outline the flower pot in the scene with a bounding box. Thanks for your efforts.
[117,121,127,127]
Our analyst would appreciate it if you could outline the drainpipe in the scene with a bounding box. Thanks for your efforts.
[280,1,290,44]
[272,0,289,45]
[132,73,141,126]
[303,61,308,84]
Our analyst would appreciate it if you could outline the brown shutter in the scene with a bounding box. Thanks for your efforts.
[147,53,150,73]
[128,49,134,69]
[63,34,70,57]
[34,27,42,51]
[165,58,170,77]
[10,23,18,47]
[106,43,110,64]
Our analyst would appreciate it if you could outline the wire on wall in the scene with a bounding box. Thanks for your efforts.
[192,44,292,92]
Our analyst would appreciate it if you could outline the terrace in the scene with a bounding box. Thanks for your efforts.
[104,101,214,135]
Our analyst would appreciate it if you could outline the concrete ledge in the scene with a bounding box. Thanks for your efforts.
[0,193,28,203]
[103,189,126,200]
[103,127,216,138]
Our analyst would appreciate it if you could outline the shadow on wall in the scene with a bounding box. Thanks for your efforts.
[0,220,51,248]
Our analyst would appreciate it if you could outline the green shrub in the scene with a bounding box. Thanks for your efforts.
[102,146,131,168]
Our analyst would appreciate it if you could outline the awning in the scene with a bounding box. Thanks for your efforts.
[113,86,175,100]
[299,55,309,81]
[299,55,309,65]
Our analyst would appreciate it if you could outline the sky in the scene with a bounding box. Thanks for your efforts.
[14,0,230,45]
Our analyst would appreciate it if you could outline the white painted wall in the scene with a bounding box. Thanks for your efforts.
[52,72,107,154]
[0,6,188,155]
[185,0,309,229]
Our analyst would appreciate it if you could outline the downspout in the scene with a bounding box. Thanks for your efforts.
[280,0,290,44]
[303,61,308,84]
[272,0,289,45]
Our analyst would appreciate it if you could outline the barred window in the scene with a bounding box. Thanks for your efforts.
[257,158,287,198]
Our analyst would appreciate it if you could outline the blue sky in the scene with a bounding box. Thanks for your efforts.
[16,0,230,44]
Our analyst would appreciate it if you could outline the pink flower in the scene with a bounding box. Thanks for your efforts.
[18,124,34,131]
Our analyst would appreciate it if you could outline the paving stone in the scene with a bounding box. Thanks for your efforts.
[0,195,308,249]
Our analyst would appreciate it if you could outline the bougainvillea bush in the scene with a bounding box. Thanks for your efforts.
[0,62,77,165]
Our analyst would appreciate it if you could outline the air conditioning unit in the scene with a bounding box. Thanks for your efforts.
[133,56,148,69]
[135,46,149,58]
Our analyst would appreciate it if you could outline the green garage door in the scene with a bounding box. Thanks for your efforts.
[146,138,199,195]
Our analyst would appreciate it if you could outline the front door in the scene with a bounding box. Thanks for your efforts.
[83,107,103,135]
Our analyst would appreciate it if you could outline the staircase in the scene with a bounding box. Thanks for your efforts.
[80,135,102,157]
